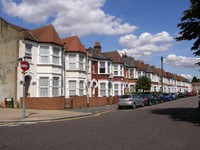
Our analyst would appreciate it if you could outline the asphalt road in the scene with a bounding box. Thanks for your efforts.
[0,96,200,150]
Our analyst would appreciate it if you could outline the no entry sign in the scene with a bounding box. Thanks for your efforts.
[20,61,30,71]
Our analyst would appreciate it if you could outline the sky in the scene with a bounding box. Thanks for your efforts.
[0,0,199,80]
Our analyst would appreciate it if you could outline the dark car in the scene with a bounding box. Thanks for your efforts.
[153,94,163,103]
[141,93,158,106]
[178,92,187,98]
[170,93,179,100]
[160,93,173,101]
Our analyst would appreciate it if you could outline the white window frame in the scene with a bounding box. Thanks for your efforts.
[53,47,60,65]
[99,61,106,74]
[68,54,76,69]
[114,83,119,96]
[129,68,134,78]
[39,77,49,97]
[69,80,76,96]
[79,80,84,96]
[99,82,106,97]
[108,62,111,74]
[25,43,32,63]
[79,55,84,71]
[52,77,60,96]
[114,64,118,76]
[39,46,49,63]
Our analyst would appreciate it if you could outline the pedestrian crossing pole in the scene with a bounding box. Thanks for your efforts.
[20,60,30,119]
[22,71,26,119]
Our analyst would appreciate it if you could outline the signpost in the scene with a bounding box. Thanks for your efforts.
[21,61,30,71]
[20,60,30,119]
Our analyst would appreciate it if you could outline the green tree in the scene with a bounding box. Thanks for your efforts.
[192,76,199,82]
[175,0,200,65]
[136,76,151,92]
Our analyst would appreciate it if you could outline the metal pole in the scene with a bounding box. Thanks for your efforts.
[22,72,26,119]
[161,56,163,94]
[86,51,89,107]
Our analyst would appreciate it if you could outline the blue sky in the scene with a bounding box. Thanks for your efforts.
[0,0,199,80]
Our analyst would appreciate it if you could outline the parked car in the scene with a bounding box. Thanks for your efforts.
[118,94,144,109]
[141,93,158,106]
[170,93,179,100]
[160,93,173,101]
[178,92,187,98]
[187,91,197,97]
[152,94,163,103]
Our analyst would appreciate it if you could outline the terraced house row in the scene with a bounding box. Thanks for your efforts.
[0,17,192,108]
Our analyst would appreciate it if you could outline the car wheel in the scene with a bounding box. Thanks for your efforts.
[132,103,136,109]
[118,106,122,109]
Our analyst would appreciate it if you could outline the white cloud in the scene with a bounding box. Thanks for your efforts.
[1,0,137,36]
[118,31,173,58]
[179,74,193,81]
[164,54,200,68]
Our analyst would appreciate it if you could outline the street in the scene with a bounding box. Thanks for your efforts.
[0,96,200,150]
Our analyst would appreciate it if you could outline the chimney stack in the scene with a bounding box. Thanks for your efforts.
[94,42,101,53]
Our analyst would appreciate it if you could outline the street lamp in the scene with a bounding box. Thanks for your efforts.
[161,56,164,94]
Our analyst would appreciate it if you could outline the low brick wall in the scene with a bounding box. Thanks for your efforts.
[20,97,65,110]
[67,96,114,109]
[20,96,116,110]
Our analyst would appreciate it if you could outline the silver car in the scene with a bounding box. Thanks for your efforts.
[118,94,144,109]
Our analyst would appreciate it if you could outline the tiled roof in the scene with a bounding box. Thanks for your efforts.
[135,60,145,71]
[87,47,110,60]
[122,55,137,68]
[11,23,63,45]
[144,64,152,73]
[103,51,123,63]
[30,25,62,45]
[62,35,86,53]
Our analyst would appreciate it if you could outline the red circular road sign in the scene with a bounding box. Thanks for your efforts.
[20,61,30,71]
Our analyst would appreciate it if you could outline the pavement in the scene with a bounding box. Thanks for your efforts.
[0,105,117,123]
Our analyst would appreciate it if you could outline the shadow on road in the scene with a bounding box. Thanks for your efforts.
[150,107,200,126]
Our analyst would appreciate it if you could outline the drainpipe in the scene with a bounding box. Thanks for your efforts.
[86,51,90,107]
[62,43,66,98]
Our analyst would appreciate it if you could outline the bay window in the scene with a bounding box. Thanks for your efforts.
[52,77,59,96]
[79,55,84,70]
[79,81,84,96]
[39,77,49,96]
[114,83,119,96]
[40,46,49,63]
[69,80,76,96]
[69,54,76,69]
[53,47,60,65]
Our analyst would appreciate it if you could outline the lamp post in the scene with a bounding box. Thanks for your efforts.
[161,56,164,94]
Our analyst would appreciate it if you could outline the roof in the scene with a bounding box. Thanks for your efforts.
[122,55,137,68]
[30,25,62,45]
[103,51,123,63]
[62,35,86,53]
[87,47,110,60]
[135,60,145,71]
